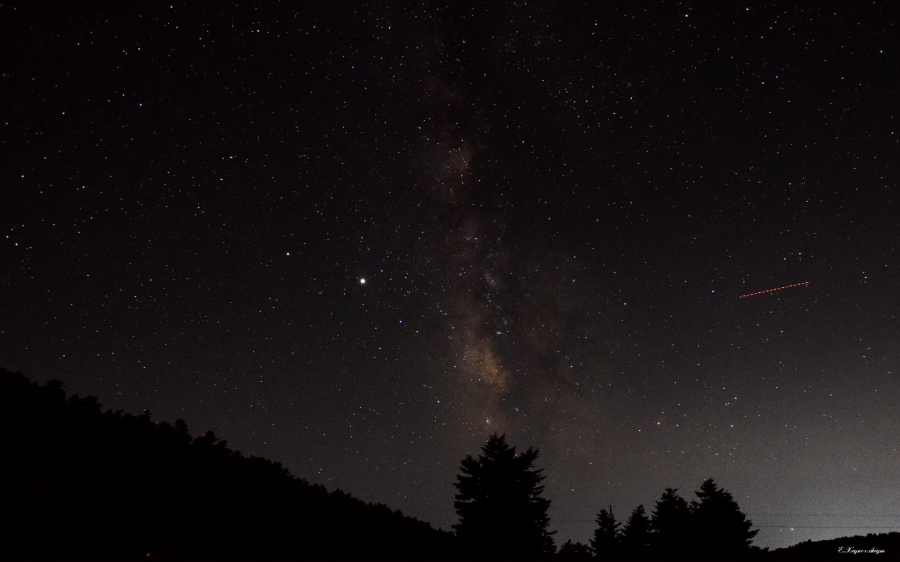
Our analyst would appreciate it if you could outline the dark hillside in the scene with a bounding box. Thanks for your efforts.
[773,532,900,558]
[0,368,457,558]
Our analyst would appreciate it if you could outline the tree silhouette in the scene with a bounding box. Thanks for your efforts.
[690,478,759,555]
[620,504,652,555]
[590,506,621,557]
[650,487,692,555]
[0,368,457,557]
[453,434,555,555]
[557,539,592,557]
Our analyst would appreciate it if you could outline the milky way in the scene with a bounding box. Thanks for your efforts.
[2,2,898,549]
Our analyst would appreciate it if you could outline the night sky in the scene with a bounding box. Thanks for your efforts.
[2,2,898,550]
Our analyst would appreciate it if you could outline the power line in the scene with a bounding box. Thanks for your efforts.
[755,525,900,530]
[417,504,900,518]
[747,511,900,517]
[418,510,900,528]
[550,519,900,529]
[549,505,900,516]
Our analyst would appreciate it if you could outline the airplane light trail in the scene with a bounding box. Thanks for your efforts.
[739,281,809,299]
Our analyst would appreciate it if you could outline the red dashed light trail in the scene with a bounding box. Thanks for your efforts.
[739,281,809,299]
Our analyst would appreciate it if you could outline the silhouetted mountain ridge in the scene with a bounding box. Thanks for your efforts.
[0,368,457,558]
[773,531,900,558]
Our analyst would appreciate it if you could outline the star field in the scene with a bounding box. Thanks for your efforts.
[2,2,898,549]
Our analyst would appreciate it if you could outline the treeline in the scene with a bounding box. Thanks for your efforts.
[772,532,900,557]
[454,434,763,558]
[0,368,456,557]
[559,481,761,557]
[11,368,849,559]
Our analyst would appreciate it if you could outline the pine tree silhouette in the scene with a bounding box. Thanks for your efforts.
[558,538,592,557]
[650,487,692,555]
[690,478,759,555]
[453,434,555,555]
[590,506,621,557]
[621,504,652,555]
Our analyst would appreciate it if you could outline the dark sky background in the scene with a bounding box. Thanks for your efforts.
[2,1,898,550]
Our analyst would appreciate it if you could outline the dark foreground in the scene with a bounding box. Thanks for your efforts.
[7,554,900,562]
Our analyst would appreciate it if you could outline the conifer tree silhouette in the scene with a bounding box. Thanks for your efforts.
[590,506,621,557]
[620,504,652,555]
[690,478,758,555]
[650,487,692,555]
[453,434,555,555]
[558,539,592,557]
